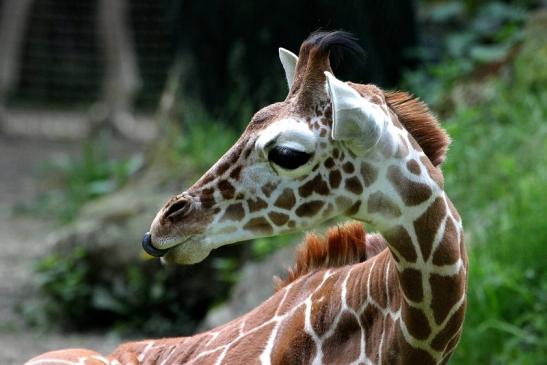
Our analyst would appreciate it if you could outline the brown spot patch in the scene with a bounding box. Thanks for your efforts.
[201,187,215,197]
[402,306,431,340]
[199,194,216,209]
[420,155,444,187]
[322,312,361,364]
[295,201,324,217]
[414,197,446,261]
[310,274,342,337]
[243,147,252,159]
[333,148,340,159]
[324,157,335,169]
[384,226,417,263]
[346,201,361,216]
[399,337,437,365]
[197,173,215,187]
[368,254,390,308]
[229,165,242,180]
[360,161,378,187]
[243,217,273,234]
[248,197,268,212]
[299,175,329,197]
[324,105,332,120]
[343,161,355,173]
[222,203,245,221]
[432,218,460,266]
[329,170,342,189]
[274,189,296,210]
[399,268,423,303]
[270,307,316,364]
[261,181,277,197]
[362,304,385,360]
[269,212,290,226]
[216,162,230,176]
[431,303,465,352]
[217,179,235,199]
[368,191,402,218]
[430,271,465,324]
[345,176,363,195]
[406,159,421,175]
[388,165,432,206]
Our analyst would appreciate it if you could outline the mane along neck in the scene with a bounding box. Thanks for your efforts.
[384,91,451,167]
[274,222,387,290]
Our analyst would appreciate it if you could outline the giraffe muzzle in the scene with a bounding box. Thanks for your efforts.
[142,231,169,257]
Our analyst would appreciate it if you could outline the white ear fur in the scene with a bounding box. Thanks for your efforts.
[278,48,298,89]
[324,71,387,155]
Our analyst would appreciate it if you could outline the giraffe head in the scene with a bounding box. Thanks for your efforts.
[142,31,450,264]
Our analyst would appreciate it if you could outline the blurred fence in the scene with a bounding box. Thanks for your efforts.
[0,0,174,136]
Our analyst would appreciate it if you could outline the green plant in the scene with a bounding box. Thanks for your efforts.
[26,243,246,336]
[403,1,529,108]
[174,101,239,171]
[422,13,547,363]
[22,133,143,223]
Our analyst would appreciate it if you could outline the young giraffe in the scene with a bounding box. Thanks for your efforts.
[25,32,467,365]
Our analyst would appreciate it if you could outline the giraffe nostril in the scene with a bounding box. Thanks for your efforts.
[164,198,192,222]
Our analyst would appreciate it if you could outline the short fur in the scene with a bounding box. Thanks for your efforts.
[274,222,387,290]
[385,91,451,166]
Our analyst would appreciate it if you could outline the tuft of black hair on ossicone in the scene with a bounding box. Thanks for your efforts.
[303,30,366,68]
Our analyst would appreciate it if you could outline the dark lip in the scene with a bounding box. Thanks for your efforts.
[142,232,169,257]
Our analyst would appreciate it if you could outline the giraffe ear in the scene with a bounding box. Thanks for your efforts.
[279,47,298,89]
[324,71,387,155]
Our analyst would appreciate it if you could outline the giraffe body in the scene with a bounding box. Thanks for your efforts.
[26,32,467,365]
[26,225,463,365]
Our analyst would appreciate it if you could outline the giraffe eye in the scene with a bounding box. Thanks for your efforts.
[268,146,312,170]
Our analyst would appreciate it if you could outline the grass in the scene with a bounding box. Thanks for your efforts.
[426,28,547,363]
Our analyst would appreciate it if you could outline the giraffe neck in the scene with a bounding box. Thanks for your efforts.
[322,116,466,363]
[354,154,466,363]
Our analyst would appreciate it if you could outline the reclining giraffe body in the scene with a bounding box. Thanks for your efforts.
[26,32,467,365]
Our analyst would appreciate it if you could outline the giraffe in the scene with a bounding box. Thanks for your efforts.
[25,31,467,365]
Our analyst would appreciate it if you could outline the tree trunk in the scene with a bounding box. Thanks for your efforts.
[95,0,141,137]
[0,0,33,103]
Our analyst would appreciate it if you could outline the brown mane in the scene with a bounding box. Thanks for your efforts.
[385,91,451,167]
[274,222,387,291]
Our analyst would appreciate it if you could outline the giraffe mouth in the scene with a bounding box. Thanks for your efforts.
[142,232,169,257]
[141,232,191,258]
